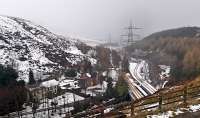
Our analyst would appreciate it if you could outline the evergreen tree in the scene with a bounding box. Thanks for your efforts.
[29,69,36,85]
[115,75,129,98]
[105,77,115,99]
[0,64,27,115]
[0,64,18,87]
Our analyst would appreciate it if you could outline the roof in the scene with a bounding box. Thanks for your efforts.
[40,79,59,88]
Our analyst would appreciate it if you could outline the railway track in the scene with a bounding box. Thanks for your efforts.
[125,74,143,99]
[127,61,157,100]
[133,61,156,94]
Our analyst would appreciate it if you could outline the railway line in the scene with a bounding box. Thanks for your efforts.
[125,74,143,99]
[127,60,157,100]
[134,61,156,94]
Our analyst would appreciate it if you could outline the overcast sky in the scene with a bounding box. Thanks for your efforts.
[0,0,200,41]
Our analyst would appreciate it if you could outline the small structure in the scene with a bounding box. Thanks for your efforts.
[27,84,46,101]
[108,68,119,81]
[40,79,59,94]
[27,79,59,101]
[78,73,97,88]
[59,79,79,90]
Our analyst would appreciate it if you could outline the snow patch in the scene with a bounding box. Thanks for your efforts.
[41,79,59,88]
[159,65,170,80]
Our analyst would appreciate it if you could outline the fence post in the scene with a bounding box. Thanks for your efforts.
[100,107,104,118]
[183,85,188,106]
[159,94,163,112]
[131,103,134,116]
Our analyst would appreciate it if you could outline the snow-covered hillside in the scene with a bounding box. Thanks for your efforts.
[0,15,96,82]
[70,36,105,47]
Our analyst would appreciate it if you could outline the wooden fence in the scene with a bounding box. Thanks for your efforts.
[108,83,200,117]
[72,81,200,118]
[15,80,198,118]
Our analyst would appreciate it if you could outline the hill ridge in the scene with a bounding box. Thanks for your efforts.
[0,15,96,82]
[144,26,200,40]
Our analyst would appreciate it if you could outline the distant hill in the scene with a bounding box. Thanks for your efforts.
[144,27,200,40]
[79,37,105,47]
[128,27,200,85]
[0,15,97,82]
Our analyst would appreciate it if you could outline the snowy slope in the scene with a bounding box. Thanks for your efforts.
[72,36,105,47]
[0,15,96,82]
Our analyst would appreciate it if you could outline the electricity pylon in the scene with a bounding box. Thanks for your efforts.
[121,21,142,46]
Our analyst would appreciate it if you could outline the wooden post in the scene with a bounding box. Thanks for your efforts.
[7,113,10,118]
[6,101,10,118]
[100,108,104,118]
[20,112,23,118]
[47,93,50,118]
[183,85,188,106]
[159,94,163,112]
[131,103,134,116]
[47,107,50,118]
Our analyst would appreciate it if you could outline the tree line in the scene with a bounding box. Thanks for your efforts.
[128,36,200,85]
[0,64,27,115]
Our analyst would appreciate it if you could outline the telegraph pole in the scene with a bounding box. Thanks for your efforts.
[108,34,114,68]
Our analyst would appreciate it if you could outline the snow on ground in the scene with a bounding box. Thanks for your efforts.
[66,56,82,65]
[0,16,52,45]
[136,61,144,79]
[129,59,157,94]
[21,110,67,118]
[30,47,55,65]
[147,111,174,118]
[86,81,107,96]
[91,81,107,91]
[72,36,105,47]
[58,75,65,81]
[129,61,144,84]
[135,60,151,82]
[162,81,168,88]
[102,71,107,77]
[59,79,79,90]
[86,73,91,78]
[88,57,97,65]
[159,65,171,80]
[189,104,200,112]
[18,92,84,118]
[108,69,119,81]
[65,46,83,56]
[156,65,171,89]
[147,104,200,118]
[15,76,84,117]
[16,60,30,82]
[129,62,137,79]
[49,92,84,106]
[0,15,98,83]
[104,107,114,113]
[41,79,59,88]
[87,49,97,57]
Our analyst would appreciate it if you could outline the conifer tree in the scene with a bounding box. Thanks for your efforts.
[29,69,36,85]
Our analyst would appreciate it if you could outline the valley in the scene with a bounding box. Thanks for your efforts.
[0,16,200,118]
